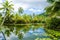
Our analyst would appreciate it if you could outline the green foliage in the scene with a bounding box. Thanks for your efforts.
[45,0,60,30]
[45,1,60,17]
[0,0,60,40]
[0,0,14,25]
[3,13,45,25]
[45,0,60,39]
[45,28,60,39]
[0,0,46,25]
[35,38,52,40]
[0,13,2,24]
[18,33,23,40]
[45,17,60,31]
[4,15,14,24]
[47,0,55,3]
[47,0,60,3]
[5,29,10,37]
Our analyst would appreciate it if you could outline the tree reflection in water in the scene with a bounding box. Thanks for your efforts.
[0,24,52,40]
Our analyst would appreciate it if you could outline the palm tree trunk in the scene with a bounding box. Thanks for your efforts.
[0,13,7,40]
[1,13,8,26]
[1,31,6,40]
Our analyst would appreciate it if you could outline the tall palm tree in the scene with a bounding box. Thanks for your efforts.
[0,0,14,25]
[18,7,24,15]
[14,7,24,24]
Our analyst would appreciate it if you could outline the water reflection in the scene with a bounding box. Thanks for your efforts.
[0,32,5,40]
[0,24,52,40]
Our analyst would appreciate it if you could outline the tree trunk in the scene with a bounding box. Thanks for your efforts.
[1,31,6,40]
[1,13,8,26]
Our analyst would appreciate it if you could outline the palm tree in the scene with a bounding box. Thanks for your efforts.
[0,0,14,40]
[46,1,60,17]
[14,7,24,24]
[18,7,24,15]
[47,0,55,3]
[0,0,14,25]
[47,0,59,3]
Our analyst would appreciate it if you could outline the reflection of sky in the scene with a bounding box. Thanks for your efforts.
[0,0,49,15]
[6,33,19,40]
[23,28,46,38]
[0,33,5,40]
[5,28,47,40]
[0,28,48,40]
[22,28,48,40]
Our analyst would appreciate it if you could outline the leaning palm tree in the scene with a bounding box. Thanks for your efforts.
[0,0,14,25]
[0,0,14,40]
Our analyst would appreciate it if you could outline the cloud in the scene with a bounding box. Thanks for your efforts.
[0,4,2,7]
[13,3,29,11]
[29,8,42,12]
[13,0,47,3]
[12,0,49,11]
[0,0,49,10]
[0,0,2,3]
[0,0,49,14]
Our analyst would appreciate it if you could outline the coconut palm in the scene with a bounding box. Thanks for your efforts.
[18,7,24,15]
[0,0,14,25]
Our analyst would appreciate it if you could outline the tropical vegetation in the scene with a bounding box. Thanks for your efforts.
[0,0,60,40]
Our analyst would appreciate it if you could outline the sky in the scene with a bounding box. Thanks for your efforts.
[0,0,49,15]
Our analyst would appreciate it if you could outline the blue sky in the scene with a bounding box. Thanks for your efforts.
[0,0,49,15]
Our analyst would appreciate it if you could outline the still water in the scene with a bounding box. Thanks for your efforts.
[0,24,52,40]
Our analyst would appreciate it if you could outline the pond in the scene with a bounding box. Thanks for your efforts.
[0,24,53,40]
